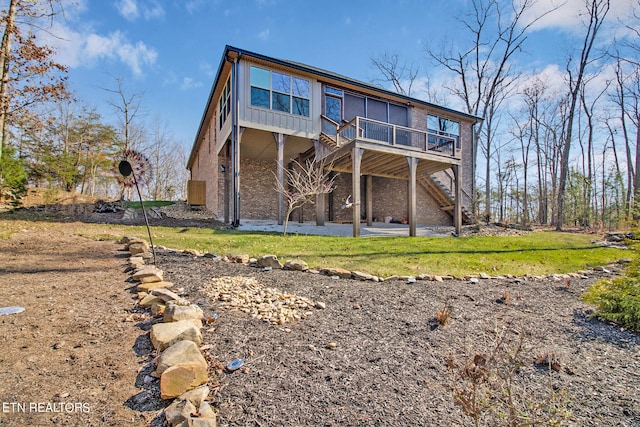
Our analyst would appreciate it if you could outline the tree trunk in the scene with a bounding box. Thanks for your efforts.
[0,0,18,161]
[556,0,609,231]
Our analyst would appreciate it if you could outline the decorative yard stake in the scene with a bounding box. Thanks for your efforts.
[117,149,157,265]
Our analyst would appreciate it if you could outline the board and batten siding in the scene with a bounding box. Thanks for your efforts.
[237,60,321,139]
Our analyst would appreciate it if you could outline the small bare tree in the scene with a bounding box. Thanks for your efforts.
[274,157,336,236]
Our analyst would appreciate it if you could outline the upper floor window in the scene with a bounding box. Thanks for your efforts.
[428,114,460,149]
[250,66,310,117]
[219,77,231,130]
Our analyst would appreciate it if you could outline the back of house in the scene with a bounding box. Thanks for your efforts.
[187,45,481,236]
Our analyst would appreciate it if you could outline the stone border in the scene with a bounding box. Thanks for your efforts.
[120,236,216,427]
[156,245,631,285]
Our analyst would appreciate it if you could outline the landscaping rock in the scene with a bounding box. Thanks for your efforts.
[352,271,374,281]
[257,255,283,269]
[198,401,216,419]
[320,267,352,279]
[165,399,197,426]
[226,254,249,264]
[160,362,209,399]
[151,302,166,316]
[128,240,149,255]
[137,281,174,292]
[284,259,309,271]
[150,320,203,351]
[183,248,203,257]
[120,236,143,245]
[203,276,317,325]
[140,294,163,308]
[151,288,190,305]
[175,418,217,427]
[176,385,210,410]
[156,340,208,374]
[133,266,164,283]
[129,256,145,268]
[164,302,204,325]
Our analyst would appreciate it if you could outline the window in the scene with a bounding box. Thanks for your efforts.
[219,77,232,129]
[324,86,342,123]
[249,66,310,116]
[344,93,365,121]
[427,114,460,150]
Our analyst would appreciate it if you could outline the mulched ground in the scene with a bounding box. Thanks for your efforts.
[1,202,639,426]
[154,250,640,427]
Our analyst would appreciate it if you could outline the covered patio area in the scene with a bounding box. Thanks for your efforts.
[237,219,453,237]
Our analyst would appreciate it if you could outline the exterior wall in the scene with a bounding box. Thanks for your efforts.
[326,174,452,225]
[237,61,319,138]
[190,116,219,214]
[239,159,279,220]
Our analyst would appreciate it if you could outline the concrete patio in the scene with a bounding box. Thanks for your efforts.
[237,219,453,237]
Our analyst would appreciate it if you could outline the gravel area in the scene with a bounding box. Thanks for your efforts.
[155,250,640,427]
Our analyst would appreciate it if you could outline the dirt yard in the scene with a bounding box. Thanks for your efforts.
[0,213,639,426]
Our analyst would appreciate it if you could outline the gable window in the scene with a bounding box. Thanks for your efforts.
[428,114,460,149]
[250,66,310,117]
[219,77,232,130]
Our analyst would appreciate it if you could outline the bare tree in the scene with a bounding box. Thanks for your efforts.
[103,76,145,151]
[146,117,188,200]
[370,52,420,96]
[274,158,336,236]
[556,0,610,230]
[426,0,557,222]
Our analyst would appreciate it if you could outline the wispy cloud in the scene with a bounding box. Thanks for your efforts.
[85,31,157,76]
[115,0,165,21]
[50,24,158,77]
[143,1,165,20]
[181,77,203,90]
[258,28,270,41]
[517,0,637,34]
[115,0,138,20]
[199,61,214,77]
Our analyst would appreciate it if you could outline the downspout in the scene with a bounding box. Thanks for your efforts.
[226,53,241,227]
[471,118,478,220]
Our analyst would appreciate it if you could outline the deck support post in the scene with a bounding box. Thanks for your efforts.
[407,157,418,237]
[224,142,231,224]
[273,133,287,225]
[366,175,373,226]
[231,127,244,227]
[352,147,364,237]
[453,164,462,235]
[314,140,326,226]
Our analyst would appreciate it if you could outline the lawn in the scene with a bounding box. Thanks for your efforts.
[0,211,626,277]
[70,223,626,277]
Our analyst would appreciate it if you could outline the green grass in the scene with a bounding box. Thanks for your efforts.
[582,242,640,332]
[71,224,625,277]
[123,200,175,209]
[0,210,626,277]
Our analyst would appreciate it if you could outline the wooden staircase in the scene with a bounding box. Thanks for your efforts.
[418,175,476,224]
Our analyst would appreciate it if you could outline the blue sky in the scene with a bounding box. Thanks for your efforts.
[44,0,637,149]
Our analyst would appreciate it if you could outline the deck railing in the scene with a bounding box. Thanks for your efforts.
[321,115,339,137]
[335,116,457,158]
